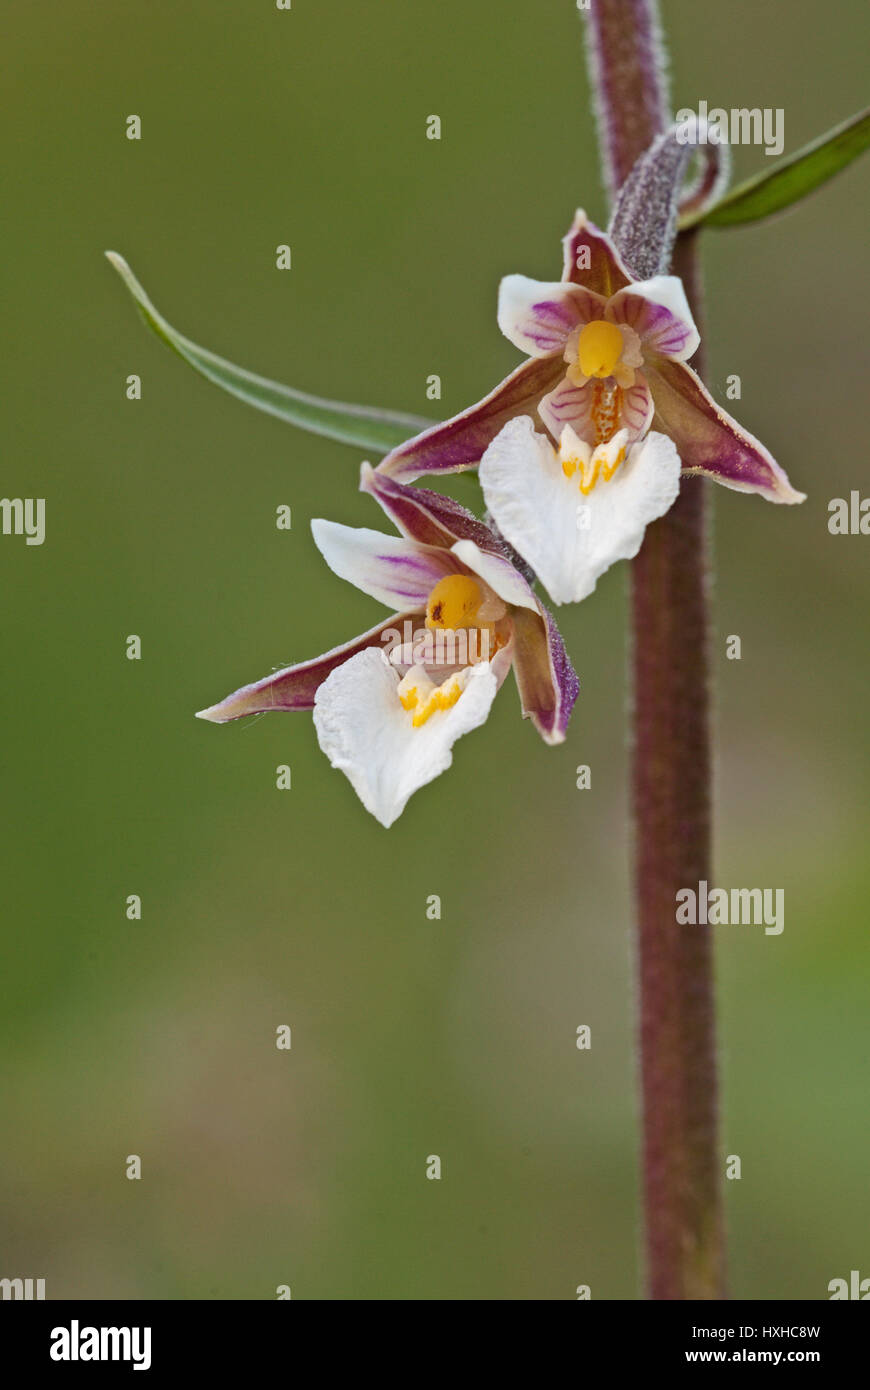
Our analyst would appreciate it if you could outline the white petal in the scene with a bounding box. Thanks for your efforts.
[497,276,604,357]
[569,432,682,596]
[449,538,538,613]
[311,519,453,610]
[538,374,597,442]
[313,647,498,828]
[480,419,681,605]
[479,417,585,605]
[559,424,592,465]
[607,276,700,360]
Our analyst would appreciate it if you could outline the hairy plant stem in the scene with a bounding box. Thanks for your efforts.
[584,1,727,1299]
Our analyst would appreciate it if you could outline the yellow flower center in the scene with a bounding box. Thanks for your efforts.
[577,319,624,380]
[425,574,484,630]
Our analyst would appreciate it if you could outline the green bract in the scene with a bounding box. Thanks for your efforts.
[680,106,870,229]
[105,252,434,452]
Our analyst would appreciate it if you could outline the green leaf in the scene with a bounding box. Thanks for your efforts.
[105,253,435,453]
[680,107,870,229]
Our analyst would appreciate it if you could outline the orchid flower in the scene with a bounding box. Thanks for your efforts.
[377,211,803,508]
[196,469,578,827]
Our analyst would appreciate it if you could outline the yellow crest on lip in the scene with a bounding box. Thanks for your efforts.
[559,426,627,496]
[397,668,465,728]
[577,319,623,379]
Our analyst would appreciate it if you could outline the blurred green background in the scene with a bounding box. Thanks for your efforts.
[1,0,867,1300]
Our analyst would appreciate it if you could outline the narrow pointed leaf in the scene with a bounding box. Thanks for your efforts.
[680,107,870,229]
[105,252,435,452]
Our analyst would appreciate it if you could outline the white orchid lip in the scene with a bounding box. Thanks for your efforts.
[313,609,511,826]
[309,531,522,822]
[479,415,682,606]
[313,647,501,829]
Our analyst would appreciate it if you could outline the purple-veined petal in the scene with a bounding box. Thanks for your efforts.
[497,276,605,358]
[561,208,634,296]
[607,276,700,360]
[312,646,500,827]
[621,375,656,437]
[510,604,579,745]
[375,354,564,483]
[647,358,806,503]
[195,613,416,722]
[361,463,506,556]
[538,375,596,441]
[361,468,539,620]
[311,519,453,609]
[538,373,653,443]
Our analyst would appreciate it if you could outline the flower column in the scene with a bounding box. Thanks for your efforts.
[584,0,727,1299]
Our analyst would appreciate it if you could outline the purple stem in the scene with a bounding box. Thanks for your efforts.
[583,1,727,1299]
[584,0,670,199]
